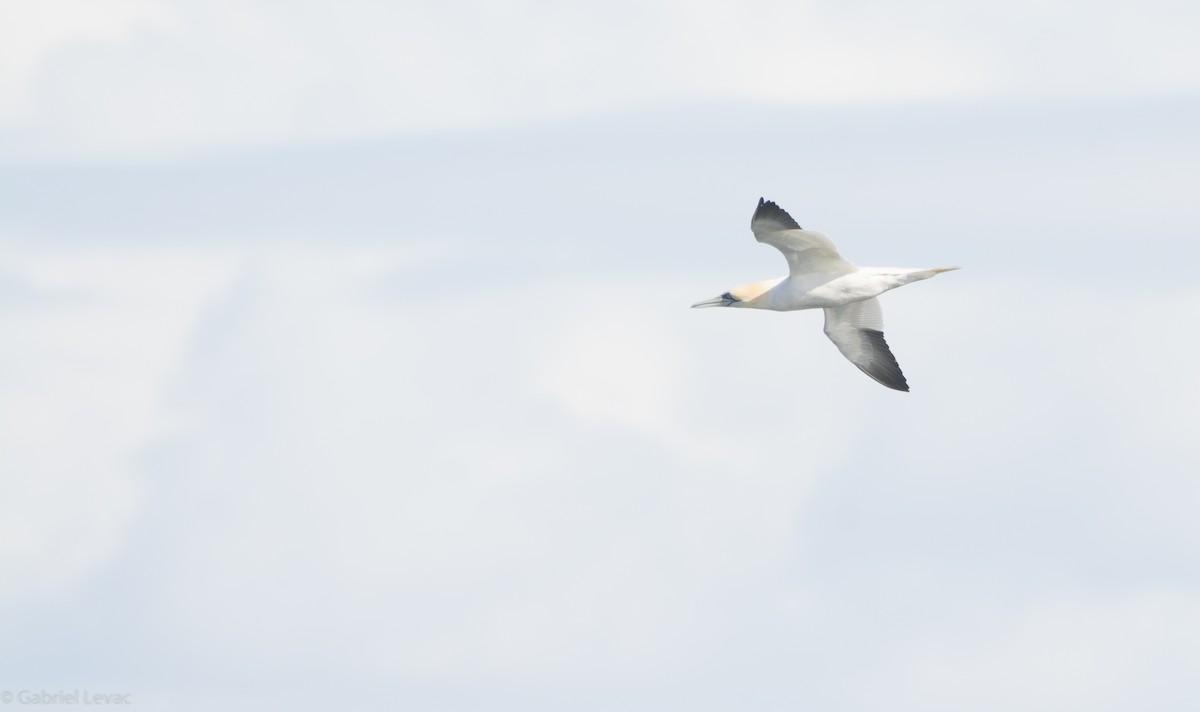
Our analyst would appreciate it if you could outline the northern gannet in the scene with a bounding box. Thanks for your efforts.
[692,198,958,392]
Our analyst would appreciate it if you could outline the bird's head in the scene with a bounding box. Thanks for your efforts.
[690,290,741,308]
[690,280,775,308]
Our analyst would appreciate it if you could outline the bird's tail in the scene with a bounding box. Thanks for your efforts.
[916,266,960,279]
[887,265,959,287]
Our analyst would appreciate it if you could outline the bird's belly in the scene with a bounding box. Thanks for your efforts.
[773,275,887,309]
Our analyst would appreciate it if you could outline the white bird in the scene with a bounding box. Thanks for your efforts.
[692,198,958,392]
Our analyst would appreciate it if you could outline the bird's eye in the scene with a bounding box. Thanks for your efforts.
[721,292,736,301]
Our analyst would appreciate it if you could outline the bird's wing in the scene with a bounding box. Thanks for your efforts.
[822,298,909,392]
[750,198,856,276]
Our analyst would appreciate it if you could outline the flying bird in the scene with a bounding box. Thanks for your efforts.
[692,198,958,391]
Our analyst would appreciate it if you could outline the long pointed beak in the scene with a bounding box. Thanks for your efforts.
[691,296,731,308]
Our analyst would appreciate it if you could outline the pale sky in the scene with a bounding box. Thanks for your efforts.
[4,0,1200,158]
[2,1,1199,710]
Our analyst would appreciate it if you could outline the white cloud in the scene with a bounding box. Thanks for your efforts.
[0,245,238,600]
[4,0,1199,159]
[147,257,858,680]
[0,0,173,119]
[865,590,1200,711]
[0,234,1196,711]
[881,281,1200,502]
[535,290,686,436]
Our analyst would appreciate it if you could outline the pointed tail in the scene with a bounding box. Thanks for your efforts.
[916,266,960,279]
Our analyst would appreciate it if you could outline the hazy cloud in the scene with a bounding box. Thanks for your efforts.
[4,0,1200,158]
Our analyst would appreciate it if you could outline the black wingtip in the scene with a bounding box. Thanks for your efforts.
[752,197,802,230]
[856,364,910,392]
[859,329,910,392]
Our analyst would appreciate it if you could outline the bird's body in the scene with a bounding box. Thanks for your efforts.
[737,267,950,311]
[692,198,958,391]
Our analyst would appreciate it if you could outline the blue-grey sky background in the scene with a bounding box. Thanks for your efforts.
[2,1,1200,710]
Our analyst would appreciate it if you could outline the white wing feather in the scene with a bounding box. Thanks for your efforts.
[750,198,856,276]
[822,298,909,391]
